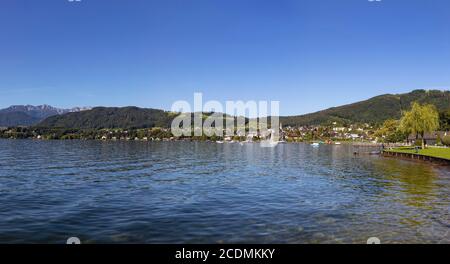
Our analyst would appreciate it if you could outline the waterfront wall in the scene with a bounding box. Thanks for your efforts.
[382,151,450,165]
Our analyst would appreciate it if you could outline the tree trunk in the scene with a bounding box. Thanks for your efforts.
[421,132,425,149]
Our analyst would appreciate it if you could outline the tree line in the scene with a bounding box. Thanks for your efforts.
[376,102,450,147]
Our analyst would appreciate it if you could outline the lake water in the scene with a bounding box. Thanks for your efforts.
[0,139,449,244]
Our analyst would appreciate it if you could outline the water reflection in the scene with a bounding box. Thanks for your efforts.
[373,158,440,209]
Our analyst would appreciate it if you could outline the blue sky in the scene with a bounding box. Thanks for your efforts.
[0,0,449,115]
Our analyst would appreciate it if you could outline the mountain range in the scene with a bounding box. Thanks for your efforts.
[0,105,90,127]
[1,89,449,128]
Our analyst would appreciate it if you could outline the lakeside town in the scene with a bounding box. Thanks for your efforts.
[1,123,448,145]
[1,102,450,162]
[0,103,448,143]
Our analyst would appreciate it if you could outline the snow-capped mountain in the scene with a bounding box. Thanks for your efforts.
[0,105,91,127]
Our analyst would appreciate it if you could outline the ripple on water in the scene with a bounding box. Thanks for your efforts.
[0,140,449,243]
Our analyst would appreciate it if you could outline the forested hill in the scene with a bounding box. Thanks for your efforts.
[0,111,41,127]
[36,90,450,129]
[280,90,450,126]
[38,107,175,129]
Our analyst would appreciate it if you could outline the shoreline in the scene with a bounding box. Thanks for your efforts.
[383,149,450,165]
[0,137,388,146]
[381,147,450,165]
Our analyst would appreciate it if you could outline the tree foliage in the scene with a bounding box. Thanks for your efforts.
[399,102,440,148]
[439,109,450,131]
[374,119,407,143]
[442,135,450,146]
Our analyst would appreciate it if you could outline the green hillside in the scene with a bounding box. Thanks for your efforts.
[37,90,450,129]
[0,112,41,127]
[280,90,450,126]
[38,107,175,129]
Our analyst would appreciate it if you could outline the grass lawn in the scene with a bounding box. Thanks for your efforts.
[386,147,450,160]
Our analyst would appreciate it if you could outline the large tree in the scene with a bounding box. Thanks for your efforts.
[399,102,439,148]
[375,119,408,143]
